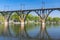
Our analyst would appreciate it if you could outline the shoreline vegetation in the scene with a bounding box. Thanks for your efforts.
[0,20,60,25]
[0,13,60,24]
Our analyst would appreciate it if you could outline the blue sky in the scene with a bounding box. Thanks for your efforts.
[0,0,60,17]
[0,0,60,10]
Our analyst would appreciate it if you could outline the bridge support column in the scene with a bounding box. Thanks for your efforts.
[4,17,9,34]
[18,15,24,31]
[18,11,30,39]
[19,19,27,38]
[40,19,46,39]
[41,19,46,30]
[20,19,24,31]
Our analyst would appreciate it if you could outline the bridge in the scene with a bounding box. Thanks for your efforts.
[0,8,60,30]
[0,8,60,40]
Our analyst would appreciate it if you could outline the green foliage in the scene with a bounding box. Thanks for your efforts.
[47,17,60,23]
[10,13,20,21]
[0,15,4,22]
[47,17,53,22]
[33,16,39,21]
[52,17,60,22]
[26,14,40,21]
[0,12,60,23]
[26,14,33,21]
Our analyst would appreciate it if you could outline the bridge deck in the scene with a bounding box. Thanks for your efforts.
[0,8,60,12]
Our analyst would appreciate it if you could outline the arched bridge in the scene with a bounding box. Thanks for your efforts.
[0,8,60,20]
[0,8,60,29]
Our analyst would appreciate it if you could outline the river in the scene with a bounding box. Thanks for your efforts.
[0,23,60,40]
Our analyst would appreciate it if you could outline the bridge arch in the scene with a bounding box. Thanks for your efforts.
[28,11,39,15]
[48,10,60,18]
[47,10,60,18]
[26,11,40,24]
[47,10,60,23]
[9,12,20,22]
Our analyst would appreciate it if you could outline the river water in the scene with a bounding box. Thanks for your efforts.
[0,23,60,40]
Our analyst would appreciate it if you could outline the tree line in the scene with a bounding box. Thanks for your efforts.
[11,13,60,23]
[0,13,60,23]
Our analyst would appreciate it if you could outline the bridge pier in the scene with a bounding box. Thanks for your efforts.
[18,15,25,31]
[3,14,10,34]
[18,11,30,31]
[40,19,46,39]
[4,18,9,26]
[4,18,9,33]
[20,19,24,31]
[19,19,27,38]
[41,19,46,30]
[18,11,30,39]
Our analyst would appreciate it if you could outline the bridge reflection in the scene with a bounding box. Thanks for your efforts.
[3,23,52,40]
[24,24,52,40]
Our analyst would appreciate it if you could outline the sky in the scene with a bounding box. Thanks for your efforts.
[0,0,60,17]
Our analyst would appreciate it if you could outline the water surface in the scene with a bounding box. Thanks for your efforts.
[0,23,60,40]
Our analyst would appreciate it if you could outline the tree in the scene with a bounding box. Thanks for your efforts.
[26,14,33,21]
[10,13,20,22]
[47,17,53,22]
[52,17,60,23]
[33,16,39,22]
